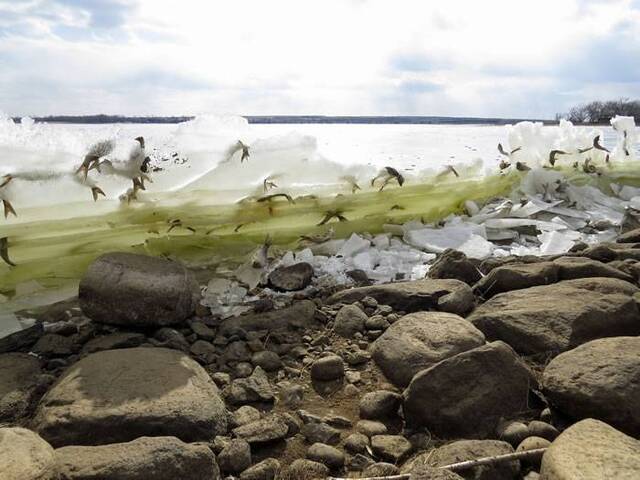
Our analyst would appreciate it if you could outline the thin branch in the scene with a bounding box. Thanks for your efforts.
[327,447,547,480]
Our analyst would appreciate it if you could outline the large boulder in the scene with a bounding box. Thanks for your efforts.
[467,278,640,355]
[473,262,559,298]
[542,337,640,436]
[0,427,57,480]
[55,436,219,480]
[406,440,518,480]
[327,279,475,316]
[333,304,367,338]
[474,259,634,299]
[540,419,640,480]
[0,353,43,422]
[553,256,634,282]
[403,341,535,438]
[79,253,200,327]
[32,347,228,447]
[372,312,485,387]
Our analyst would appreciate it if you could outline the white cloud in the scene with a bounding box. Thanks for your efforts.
[0,0,638,117]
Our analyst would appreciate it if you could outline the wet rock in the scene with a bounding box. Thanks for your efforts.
[301,422,341,445]
[473,262,559,298]
[32,333,76,356]
[327,278,475,316]
[219,300,317,334]
[232,415,289,444]
[371,434,412,463]
[359,390,402,419]
[468,278,640,355]
[307,443,345,469]
[310,354,344,381]
[55,436,219,480]
[542,336,640,436]
[81,332,145,354]
[372,312,485,387]
[334,304,367,338]
[268,262,314,291]
[79,252,200,327]
[32,347,228,447]
[279,459,328,480]
[346,269,373,286]
[240,458,280,480]
[403,341,535,438]
[0,353,43,422]
[225,366,275,405]
[0,427,56,480]
[409,439,518,480]
[218,438,251,474]
[251,351,282,371]
[346,453,374,471]
[540,419,640,480]
[428,249,482,285]
[355,419,388,437]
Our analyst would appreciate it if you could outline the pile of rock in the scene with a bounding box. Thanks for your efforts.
[2,249,640,479]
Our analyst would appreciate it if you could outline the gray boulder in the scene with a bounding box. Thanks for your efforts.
[473,262,559,298]
[0,353,43,422]
[372,312,485,387]
[225,366,275,405]
[333,304,367,338]
[232,415,289,444]
[79,252,200,327]
[542,336,640,436]
[327,278,475,316]
[218,439,251,474]
[468,278,640,355]
[280,459,328,480]
[407,439,518,480]
[540,419,640,480]
[55,436,219,480]
[371,434,412,463]
[310,355,344,381]
[240,458,280,480]
[306,443,345,469]
[359,390,402,419]
[0,427,57,480]
[403,341,535,438]
[32,347,228,447]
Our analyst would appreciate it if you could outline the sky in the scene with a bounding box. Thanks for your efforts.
[0,0,639,118]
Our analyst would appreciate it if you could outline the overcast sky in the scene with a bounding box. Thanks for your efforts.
[1,0,638,118]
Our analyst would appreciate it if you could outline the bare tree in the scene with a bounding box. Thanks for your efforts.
[557,98,640,124]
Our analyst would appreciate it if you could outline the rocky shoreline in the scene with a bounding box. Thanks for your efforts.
[2,237,640,479]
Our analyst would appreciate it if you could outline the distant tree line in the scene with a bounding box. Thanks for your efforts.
[12,114,195,124]
[557,98,640,124]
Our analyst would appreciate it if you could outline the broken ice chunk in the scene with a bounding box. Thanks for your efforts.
[538,230,580,255]
[483,218,567,231]
[457,234,495,259]
[403,223,485,254]
[338,233,371,257]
